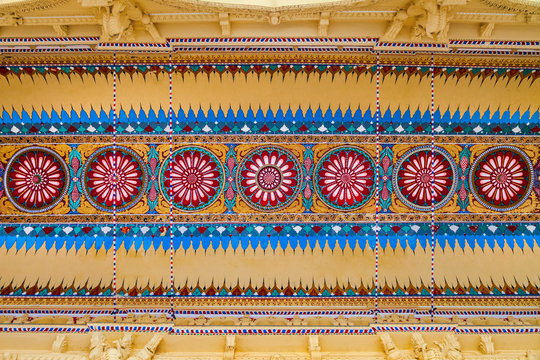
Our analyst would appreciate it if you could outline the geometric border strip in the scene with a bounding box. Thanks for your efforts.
[2,106,539,136]
[0,324,538,334]
[1,309,538,316]
[2,222,539,253]
[0,37,539,55]
[3,214,540,223]
[3,222,539,237]
[1,295,537,307]
[2,135,539,145]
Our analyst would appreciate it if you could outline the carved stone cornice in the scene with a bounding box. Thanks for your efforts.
[0,294,538,308]
[0,0,68,14]
[480,0,540,14]
[0,50,539,68]
[147,0,376,15]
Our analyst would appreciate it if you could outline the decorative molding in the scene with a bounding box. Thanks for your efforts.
[480,0,540,14]
[0,0,69,14]
[78,0,164,42]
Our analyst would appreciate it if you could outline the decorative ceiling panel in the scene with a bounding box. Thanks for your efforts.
[0,57,538,307]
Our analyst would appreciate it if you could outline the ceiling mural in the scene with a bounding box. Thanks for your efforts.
[0,61,538,307]
[0,0,538,350]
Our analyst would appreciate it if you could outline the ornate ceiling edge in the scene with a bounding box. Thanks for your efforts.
[0,0,69,14]
[3,213,540,223]
[0,295,538,307]
[0,43,539,67]
[481,0,540,13]
[1,135,539,145]
[0,323,538,334]
[0,297,537,333]
[148,0,375,14]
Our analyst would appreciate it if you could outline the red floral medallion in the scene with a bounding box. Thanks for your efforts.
[5,147,69,213]
[394,147,457,211]
[470,146,532,211]
[160,147,224,211]
[83,147,147,212]
[237,146,302,211]
[315,147,375,210]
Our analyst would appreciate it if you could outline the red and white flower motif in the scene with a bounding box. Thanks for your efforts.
[239,147,301,211]
[163,149,222,210]
[85,149,144,210]
[6,148,68,212]
[472,148,531,210]
[396,148,456,210]
[316,148,375,210]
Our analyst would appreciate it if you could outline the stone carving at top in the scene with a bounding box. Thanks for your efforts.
[224,335,236,360]
[380,333,414,360]
[478,335,495,355]
[0,12,23,26]
[79,0,164,42]
[89,333,163,360]
[52,334,68,353]
[412,334,463,360]
[90,333,132,360]
[383,0,470,42]
[127,335,163,360]
[308,335,321,360]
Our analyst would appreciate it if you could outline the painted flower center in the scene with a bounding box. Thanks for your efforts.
[493,169,509,185]
[340,172,352,185]
[32,174,42,184]
[258,165,281,191]
[187,173,199,185]
[109,173,121,184]
[415,169,433,186]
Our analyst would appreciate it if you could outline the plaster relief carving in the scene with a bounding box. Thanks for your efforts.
[219,12,231,36]
[90,333,132,360]
[382,10,408,41]
[0,12,23,26]
[89,333,161,360]
[308,335,321,360]
[52,334,68,353]
[269,12,281,25]
[0,354,18,360]
[224,335,235,360]
[318,12,330,36]
[79,0,164,42]
[53,24,68,36]
[408,0,469,42]
[127,335,163,360]
[479,335,495,355]
[383,0,469,42]
[380,333,414,360]
[479,22,495,38]
[380,314,419,323]
[412,334,463,360]
[207,316,240,326]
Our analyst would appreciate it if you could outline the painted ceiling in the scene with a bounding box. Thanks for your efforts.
[0,0,539,352]
[0,56,539,307]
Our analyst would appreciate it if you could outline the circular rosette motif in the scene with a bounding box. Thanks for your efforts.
[393,146,458,211]
[5,147,69,213]
[159,147,224,212]
[237,146,302,212]
[314,147,376,211]
[470,146,533,211]
[83,146,147,212]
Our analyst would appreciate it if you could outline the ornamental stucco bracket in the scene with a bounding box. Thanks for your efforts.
[78,0,164,42]
[382,0,471,42]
